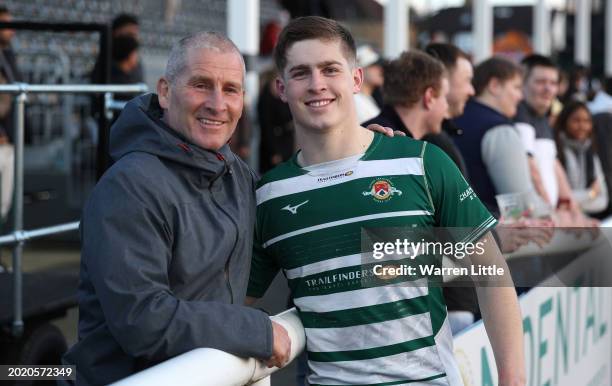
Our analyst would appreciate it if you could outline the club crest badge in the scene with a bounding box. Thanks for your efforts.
[362,178,402,202]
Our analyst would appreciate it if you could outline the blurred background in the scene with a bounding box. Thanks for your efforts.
[0,1,610,385]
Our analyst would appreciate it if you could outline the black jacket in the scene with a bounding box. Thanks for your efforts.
[63,94,272,385]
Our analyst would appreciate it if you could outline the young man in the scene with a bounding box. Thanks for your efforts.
[247,16,525,386]
[453,57,531,213]
[363,50,449,140]
[423,43,475,177]
[515,55,600,226]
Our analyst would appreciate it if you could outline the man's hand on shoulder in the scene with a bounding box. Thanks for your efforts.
[365,123,406,137]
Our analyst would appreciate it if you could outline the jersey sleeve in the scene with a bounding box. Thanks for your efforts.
[247,221,280,298]
[422,142,497,243]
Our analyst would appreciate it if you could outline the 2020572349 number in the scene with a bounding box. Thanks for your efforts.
[0,365,75,380]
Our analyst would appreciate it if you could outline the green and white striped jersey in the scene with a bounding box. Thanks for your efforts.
[248,133,496,386]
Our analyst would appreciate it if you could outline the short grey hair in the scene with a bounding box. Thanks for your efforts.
[164,31,245,84]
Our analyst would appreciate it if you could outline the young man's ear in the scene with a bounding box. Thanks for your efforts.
[157,77,171,109]
[423,86,435,110]
[275,76,288,103]
[352,66,364,94]
[488,77,501,97]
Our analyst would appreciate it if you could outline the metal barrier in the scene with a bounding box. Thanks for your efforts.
[0,82,148,337]
[111,308,306,386]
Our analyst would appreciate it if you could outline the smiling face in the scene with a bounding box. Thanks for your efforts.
[495,74,524,118]
[425,77,450,134]
[565,106,592,142]
[446,57,474,117]
[157,47,244,151]
[276,39,362,133]
[524,65,559,116]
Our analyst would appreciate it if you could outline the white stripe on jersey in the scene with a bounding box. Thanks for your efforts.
[305,312,433,353]
[294,279,428,313]
[256,157,424,205]
[308,345,446,386]
[262,210,432,248]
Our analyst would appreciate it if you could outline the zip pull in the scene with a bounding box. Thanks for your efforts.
[216,152,233,175]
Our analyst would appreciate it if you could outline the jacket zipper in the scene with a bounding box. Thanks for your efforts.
[209,153,239,304]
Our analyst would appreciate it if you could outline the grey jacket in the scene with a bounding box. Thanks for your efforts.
[63,94,272,385]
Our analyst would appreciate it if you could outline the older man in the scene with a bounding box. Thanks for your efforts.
[63,32,290,385]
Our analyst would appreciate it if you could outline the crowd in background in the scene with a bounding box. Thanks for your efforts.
[2,5,611,336]
[254,19,612,224]
[252,16,612,341]
[2,6,610,225]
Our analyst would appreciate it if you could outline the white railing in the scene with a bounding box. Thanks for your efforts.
[111,308,306,386]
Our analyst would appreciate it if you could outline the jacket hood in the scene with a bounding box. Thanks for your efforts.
[109,93,236,174]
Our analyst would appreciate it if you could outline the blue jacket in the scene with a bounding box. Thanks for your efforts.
[452,99,513,212]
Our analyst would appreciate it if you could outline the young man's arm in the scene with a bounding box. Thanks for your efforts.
[423,143,525,385]
[466,232,526,386]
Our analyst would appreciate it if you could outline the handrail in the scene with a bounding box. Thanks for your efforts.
[111,308,306,386]
[506,226,608,259]
[0,221,80,246]
[5,82,148,337]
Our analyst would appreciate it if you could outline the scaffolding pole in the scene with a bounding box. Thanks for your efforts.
[534,0,551,55]
[575,0,592,65]
[384,0,409,59]
[473,0,493,64]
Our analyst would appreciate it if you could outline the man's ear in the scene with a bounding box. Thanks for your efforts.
[276,76,288,103]
[353,66,364,94]
[157,77,170,109]
[488,78,501,97]
[423,86,435,110]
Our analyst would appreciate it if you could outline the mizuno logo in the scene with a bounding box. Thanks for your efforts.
[282,200,309,214]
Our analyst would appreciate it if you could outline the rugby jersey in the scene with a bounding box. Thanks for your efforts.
[248,133,496,386]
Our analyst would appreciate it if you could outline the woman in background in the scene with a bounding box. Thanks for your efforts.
[555,101,609,215]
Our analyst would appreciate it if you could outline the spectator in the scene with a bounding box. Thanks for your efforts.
[453,57,555,297]
[591,111,612,218]
[554,101,609,215]
[514,55,598,228]
[364,50,449,140]
[0,5,19,219]
[0,5,21,140]
[91,13,144,85]
[112,13,140,39]
[588,76,612,115]
[561,64,590,103]
[453,57,531,214]
[424,43,474,177]
[354,45,383,123]
[257,68,294,173]
[110,35,141,101]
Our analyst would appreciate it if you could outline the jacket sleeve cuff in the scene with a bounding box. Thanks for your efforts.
[253,307,274,359]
